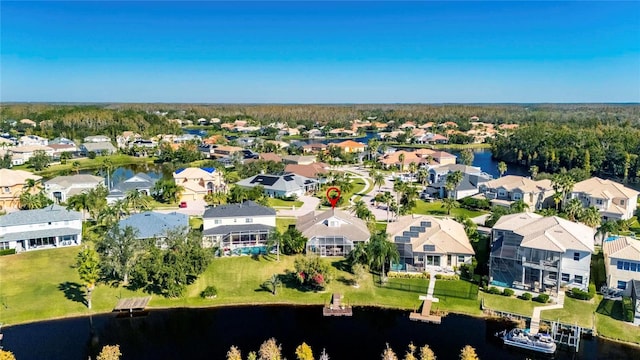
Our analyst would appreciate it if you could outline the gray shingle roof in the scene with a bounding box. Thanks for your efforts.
[203,201,276,218]
[0,227,80,242]
[111,173,156,193]
[0,205,81,226]
[118,211,189,239]
[235,173,316,193]
[202,223,274,236]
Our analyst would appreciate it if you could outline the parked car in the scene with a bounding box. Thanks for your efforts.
[179,201,188,208]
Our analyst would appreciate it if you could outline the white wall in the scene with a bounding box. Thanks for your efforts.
[203,215,275,230]
[560,250,592,289]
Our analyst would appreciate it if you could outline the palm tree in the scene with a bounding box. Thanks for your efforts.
[564,198,584,222]
[595,220,619,244]
[509,199,529,213]
[76,246,100,309]
[445,171,464,199]
[346,241,369,267]
[552,192,563,211]
[373,171,385,192]
[19,192,44,210]
[266,229,282,261]
[459,345,479,360]
[398,153,406,172]
[86,185,109,220]
[102,158,114,190]
[408,162,418,177]
[349,199,370,219]
[66,192,90,219]
[417,169,429,187]
[367,232,399,282]
[266,274,282,295]
[441,197,459,216]
[579,206,601,228]
[125,189,151,213]
[529,165,539,180]
[497,161,507,177]
[368,139,379,162]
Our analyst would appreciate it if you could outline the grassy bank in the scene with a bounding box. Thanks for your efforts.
[21,154,156,179]
[412,200,487,218]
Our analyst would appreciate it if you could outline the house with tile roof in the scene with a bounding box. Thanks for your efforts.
[0,205,82,252]
[302,143,328,154]
[490,213,595,294]
[388,215,475,272]
[172,167,226,201]
[479,175,554,211]
[331,140,366,153]
[427,164,492,200]
[282,155,317,165]
[44,174,105,203]
[568,177,639,221]
[202,201,276,253]
[602,236,640,293]
[297,209,370,256]
[0,169,42,210]
[236,173,317,198]
[107,173,157,204]
[284,162,329,181]
[119,211,189,248]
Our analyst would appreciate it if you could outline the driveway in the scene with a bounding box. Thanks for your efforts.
[276,195,320,217]
[154,199,207,217]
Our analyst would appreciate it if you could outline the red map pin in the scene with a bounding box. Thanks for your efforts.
[326,187,341,209]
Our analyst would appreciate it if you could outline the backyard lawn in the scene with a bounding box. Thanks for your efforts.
[412,200,487,218]
[267,198,304,208]
[595,299,640,344]
[276,217,296,232]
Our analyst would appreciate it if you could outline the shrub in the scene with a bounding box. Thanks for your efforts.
[520,292,532,301]
[200,286,218,298]
[534,294,550,303]
[435,274,460,281]
[622,297,634,322]
[0,248,16,256]
[502,288,515,297]
[568,287,594,300]
[387,271,429,279]
[488,286,502,295]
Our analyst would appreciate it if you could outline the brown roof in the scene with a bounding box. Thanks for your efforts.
[603,236,640,261]
[332,140,366,149]
[388,215,474,255]
[259,153,283,162]
[284,163,328,179]
[296,209,370,242]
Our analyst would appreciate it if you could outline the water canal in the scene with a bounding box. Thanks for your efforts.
[2,306,637,359]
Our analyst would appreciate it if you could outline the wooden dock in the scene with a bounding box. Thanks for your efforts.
[323,293,353,317]
[113,296,151,315]
[409,299,442,324]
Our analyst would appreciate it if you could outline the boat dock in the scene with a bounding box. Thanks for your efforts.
[323,293,352,317]
[409,299,442,324]
[113,296,152,316]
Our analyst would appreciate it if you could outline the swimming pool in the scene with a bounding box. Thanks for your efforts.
[232,246,267,256]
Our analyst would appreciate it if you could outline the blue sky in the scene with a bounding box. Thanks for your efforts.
[1,1,639,103]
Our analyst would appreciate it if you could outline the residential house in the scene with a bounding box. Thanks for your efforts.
[0,169,42,210]
[83,135,111,143]
[631,281,640,325]
[18,135,48,146]
[602,236,640,292]
[328,128,355,137]
[173,167,226,201]
[44,174,105,203]
[107,173,157,204]
[0,205,82,252]
[302,143,328,154]
[388,215,475,271]
[265,140,290,150]
[331,140,366,153]
[569,177,639,221]
[306,129,323,138]
[258,152,283,163]
[119,211,189,248]
[202,201,276,253]
[284,163,329,182]
[19,118,37,127]
[10,145,55,163]
[80,142,117,156]
[297,209,370,256]
[200,145,243,159]
[479,175,553,211]
[236,173,317,198]
[48,143,78,158]
[490,213,595,294]
[282,155,317,165]
[427,164,492,200]
[378,150,426,170]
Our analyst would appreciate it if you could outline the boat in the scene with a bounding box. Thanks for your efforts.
[496,328,557,354]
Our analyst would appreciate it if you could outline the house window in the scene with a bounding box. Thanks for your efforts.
[617,261,624,270]
[0,242,9,250]
[620,200,625,206]
[458,255,465,263]
[245,218,253,223]
[630,263,637,272]
[3,187,9,193]
[513,193,522,200]
[329,221,339,227]
[214,219,222,225]
[617,281,627,290]
[596,199,603,205]
[561,273,570,282]
[573,252,580,261]
[574,275,583,284]
[623,262,630,271]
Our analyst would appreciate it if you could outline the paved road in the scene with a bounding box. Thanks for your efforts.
[154,199,207,217]
[336,165,400,222]
[276,195,320,217]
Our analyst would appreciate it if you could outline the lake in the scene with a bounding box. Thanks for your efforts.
[449,148,530,178]
[1,306,637,360]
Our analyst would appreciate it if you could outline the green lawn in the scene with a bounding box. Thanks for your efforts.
[24,154,155,178]
[481,292,538,315]
[595,299,640,344]
[412,200,487,218]
[267,198,304,208]
[542,296,597,328]
[276,217,296,233]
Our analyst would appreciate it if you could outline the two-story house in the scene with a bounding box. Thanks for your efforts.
[0,169,42,210]
[602,236,640,293]
[202,201,276,254]
[44,174,105,203]
[569,177,639,221]
[0,205,82,252]
[173,167,226,201]
[479,175,553,211]
[297,209,370,256]
[490,212,595,294]
[18,135,48,146]
[427,164,492,200]
[388,215,475,272]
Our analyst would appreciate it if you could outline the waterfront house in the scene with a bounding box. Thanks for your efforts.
[10,145,55,163]
[107,173,157,204]
[172,167,226,201]
[568,177,639,221]
[479,175,553,211]
[0,169,42,210]
[302,143,328,154]
[282,155,317,165]
[44,174,105,203]
[202,201,276,253]
[388,215,474,272]
[427,164,492,200]
[235,173,317,198]
[602,236,640,293]
[490,213,594,294]
[80,142,117,156]
[83,135,111,143]
[119,211,189,248]
[297,209,370,256]
[0,205,82,252]
[631,281,640,325]
[18,135,48,146]
[331,140,366,153]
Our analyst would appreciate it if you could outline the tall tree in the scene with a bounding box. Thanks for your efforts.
[445,171,463,198]
[595,220,619,244]
[529,165,539,180]
[367,232,399,280]
[403,342,417,360]
[564,198,584,222]
[441,197,459,216]
[459,149,474,166]
[509,199,529,213]
[29,149,51,171]
[579,206,601,228]
[266,229,282,261]
[226,346,242,360]
[125,189,152,213]
[76,246,100,309]
[97,224,139,284]
[398,153,406,172]
[373,171,386,192]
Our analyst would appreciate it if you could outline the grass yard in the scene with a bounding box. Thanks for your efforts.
[595,299,640,344]
[480,292,537,315]
[541,296,597,328]
[27,154,155,178]
[412,200,487,218]
[276,217,296,232]
[267,198,304,208]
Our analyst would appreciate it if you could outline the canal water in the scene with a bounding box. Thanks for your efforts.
[2,306,637,360]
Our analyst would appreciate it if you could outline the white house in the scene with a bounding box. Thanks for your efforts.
[83,135,111,143]
[235,173,317,198]
[479,175,554,211]
[297,209,370,257]
[44,174,105,203]
[569,177,639,221]
[18,135,48,146]
[0,205,82,252]
[490,212,594,294]
[602,236,640,293]
[202,201,276,254]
